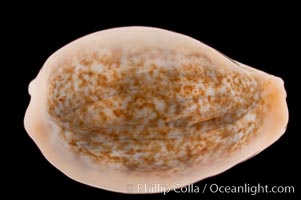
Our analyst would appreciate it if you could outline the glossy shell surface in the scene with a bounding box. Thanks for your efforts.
[24,27,288,193]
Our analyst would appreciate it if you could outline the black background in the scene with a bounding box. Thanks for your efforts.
[10,3,299,200]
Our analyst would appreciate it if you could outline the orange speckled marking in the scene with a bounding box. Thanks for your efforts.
[47,48,264,173]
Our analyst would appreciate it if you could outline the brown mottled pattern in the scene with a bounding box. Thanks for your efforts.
[48,48,264,173]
